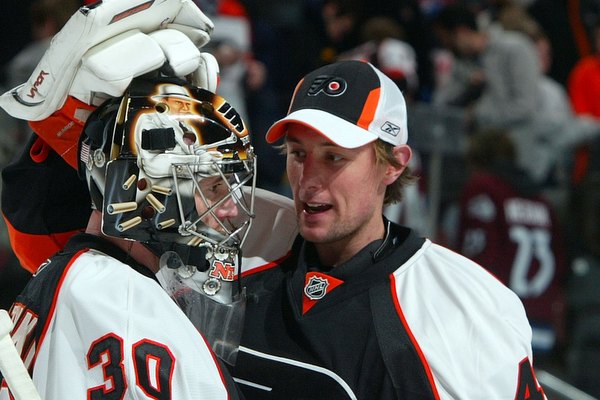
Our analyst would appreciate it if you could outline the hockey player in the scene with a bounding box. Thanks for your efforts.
[228,60,548,399]
[0,77,253,399]
[457,129,568,361]
[0,0,296,398]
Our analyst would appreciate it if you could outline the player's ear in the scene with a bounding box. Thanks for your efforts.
[383,145,412,185]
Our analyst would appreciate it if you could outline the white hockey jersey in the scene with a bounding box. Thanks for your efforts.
[231,220,547,399]
[1,234,240,399]
[0,188,297,399]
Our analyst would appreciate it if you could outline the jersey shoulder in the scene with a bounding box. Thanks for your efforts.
[391,240,537,398]
[241,188,297,274]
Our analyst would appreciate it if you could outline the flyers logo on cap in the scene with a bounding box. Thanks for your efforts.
[307,76,347,97]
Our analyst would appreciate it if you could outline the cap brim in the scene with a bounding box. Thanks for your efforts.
[265,109,378,149]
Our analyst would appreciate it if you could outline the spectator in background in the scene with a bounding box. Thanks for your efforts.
[431,4,597,189]
[493,4,576,121]
[355,0,435,101]
[531,30,573,121]
[496,9,597,187]
[197,0,288,194]
[432,4,540,131]
[337,16,419,102]
[202,0,267,122]
[566,15,600,248]
[457,129,568,364]
[317,0,366,66]
[317,0,434,101]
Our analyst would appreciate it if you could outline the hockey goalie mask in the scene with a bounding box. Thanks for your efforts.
[79,78,256,363]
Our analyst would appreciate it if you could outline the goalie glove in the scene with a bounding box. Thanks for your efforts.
[0,0,218,122]
[68,28,220,107]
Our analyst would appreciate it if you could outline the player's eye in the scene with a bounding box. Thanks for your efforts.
[210,183,223,193]
[288,148,306,159]
[327,153,344,162]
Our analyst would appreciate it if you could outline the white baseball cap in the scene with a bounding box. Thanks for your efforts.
[266,60,408,148]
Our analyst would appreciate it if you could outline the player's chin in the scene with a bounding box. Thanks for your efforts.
[298,227,329,244]
[298,219,332,243]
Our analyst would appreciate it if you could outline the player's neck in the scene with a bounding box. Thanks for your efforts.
[313,218,386,267]
[85,210,160,272]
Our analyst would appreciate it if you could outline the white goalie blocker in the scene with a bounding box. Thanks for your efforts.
[0,0,219,121]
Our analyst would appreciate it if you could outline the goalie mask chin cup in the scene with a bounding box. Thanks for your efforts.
[79,78,256,363]
[157,249,246,365]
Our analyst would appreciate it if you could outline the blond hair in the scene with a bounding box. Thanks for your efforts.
[374,140,418,205]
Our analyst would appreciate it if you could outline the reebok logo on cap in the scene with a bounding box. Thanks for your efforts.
[266,60,408,149]
[381,121,401,137]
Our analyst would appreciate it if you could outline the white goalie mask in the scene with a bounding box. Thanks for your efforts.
[79,78,256,364]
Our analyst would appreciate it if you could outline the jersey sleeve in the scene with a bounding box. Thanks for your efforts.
[393,241,546,399]
[240,187,297,273]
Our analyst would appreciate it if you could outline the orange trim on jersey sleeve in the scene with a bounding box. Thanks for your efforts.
[241,251,294,278]
[34,248,88,368]
[389,274,442,400]
[3,213,82,274]
[356,88,380,131]
[28,96,96,170]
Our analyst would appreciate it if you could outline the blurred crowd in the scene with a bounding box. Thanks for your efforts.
[2,0,600,397]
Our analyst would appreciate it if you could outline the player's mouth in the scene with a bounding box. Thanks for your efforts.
[303,202,332,214]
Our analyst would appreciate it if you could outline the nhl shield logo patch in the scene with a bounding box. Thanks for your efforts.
[304,276,329,300]
[302,272,344,314]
